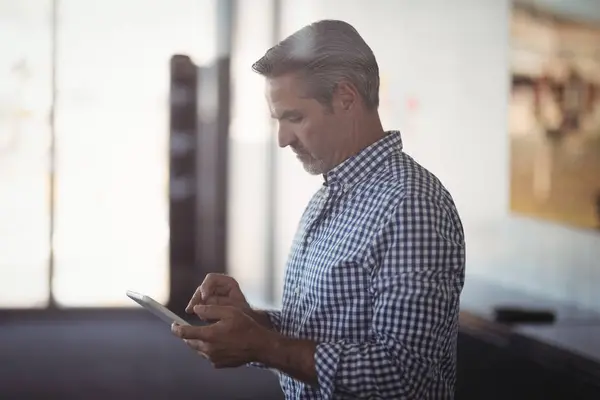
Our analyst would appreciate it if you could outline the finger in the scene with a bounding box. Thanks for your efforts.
[203,295,237,307]
[186,274,233,313]
[199,274,236,299]
[193,304,235,321]
[172,323,214,341]
[185,286,204,314]
[184,339,209,356]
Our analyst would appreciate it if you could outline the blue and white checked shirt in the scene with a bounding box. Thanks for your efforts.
[266,131,465,399]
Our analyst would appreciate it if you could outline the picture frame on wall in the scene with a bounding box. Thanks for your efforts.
[509,1,600,230]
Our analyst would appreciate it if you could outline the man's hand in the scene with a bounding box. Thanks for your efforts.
[186,273,275,330]
[186,273,250,312]
[174,304,318,385]
[172,305,273,368]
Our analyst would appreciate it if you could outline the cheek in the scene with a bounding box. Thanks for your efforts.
[298,118,325,145]
[289,121,311,146]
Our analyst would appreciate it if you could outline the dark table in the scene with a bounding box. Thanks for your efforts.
[458,276,600,400]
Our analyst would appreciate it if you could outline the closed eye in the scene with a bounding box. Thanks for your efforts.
[272,109,304,123]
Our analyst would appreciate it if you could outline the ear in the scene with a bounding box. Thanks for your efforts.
[334,81,359,111]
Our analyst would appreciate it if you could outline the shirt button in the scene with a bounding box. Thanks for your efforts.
[306,236,313,244]
[294,286,300,295]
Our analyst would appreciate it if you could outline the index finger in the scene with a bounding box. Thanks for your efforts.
[185,273,232,313]
[185,286,204,314]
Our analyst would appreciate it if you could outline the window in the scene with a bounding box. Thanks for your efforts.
[0,0,217,308]
[53,0,217,307]
[0,0,52,308]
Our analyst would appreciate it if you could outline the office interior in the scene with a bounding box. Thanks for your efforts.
[1,0,600,399]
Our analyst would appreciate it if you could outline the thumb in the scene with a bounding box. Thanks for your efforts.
[203,295,236,306]
[193,304,232,321]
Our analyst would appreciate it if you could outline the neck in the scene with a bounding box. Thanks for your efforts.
[354,112,386,151]
[332,112,385,168]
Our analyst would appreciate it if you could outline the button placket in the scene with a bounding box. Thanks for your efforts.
[303,188,329,248]
[292,187,331,335]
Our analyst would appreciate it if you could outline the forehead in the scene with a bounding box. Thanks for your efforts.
[265,73,306,105]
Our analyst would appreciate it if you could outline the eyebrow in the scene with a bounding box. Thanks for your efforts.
[270,109,302,120]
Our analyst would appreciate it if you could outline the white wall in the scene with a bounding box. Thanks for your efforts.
[274,0,600,312]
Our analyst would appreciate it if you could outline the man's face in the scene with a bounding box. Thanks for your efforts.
[266,74,346,175]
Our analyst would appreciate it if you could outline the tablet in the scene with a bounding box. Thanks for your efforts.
[126,290,190,326]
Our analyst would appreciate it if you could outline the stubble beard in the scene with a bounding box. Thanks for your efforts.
[296,152,327,175]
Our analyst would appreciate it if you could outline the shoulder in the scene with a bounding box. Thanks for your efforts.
[372,151,464,242]
[373,151,455,207]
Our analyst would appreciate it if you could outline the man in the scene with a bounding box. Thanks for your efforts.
[172,19,466,399]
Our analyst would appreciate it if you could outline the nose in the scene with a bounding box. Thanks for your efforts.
[277,124,295,148]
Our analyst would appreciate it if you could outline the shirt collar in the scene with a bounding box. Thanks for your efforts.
[323,130,403,188]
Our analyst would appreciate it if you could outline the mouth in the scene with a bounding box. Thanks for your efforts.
[292,148,308,158]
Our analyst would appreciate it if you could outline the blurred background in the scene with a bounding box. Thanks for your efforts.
[1,0,599,399]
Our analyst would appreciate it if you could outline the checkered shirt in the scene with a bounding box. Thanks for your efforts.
[264,131,465,399]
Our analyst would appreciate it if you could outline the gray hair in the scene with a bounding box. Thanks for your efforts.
[252,20,380,110]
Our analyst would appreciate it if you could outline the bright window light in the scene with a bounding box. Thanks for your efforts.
[0,0,52,308]
[51,0,217,307]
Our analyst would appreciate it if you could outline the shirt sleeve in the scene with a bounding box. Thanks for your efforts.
[314,194,466,399]
[263,309,282,333]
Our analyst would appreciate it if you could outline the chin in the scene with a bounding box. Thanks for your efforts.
[303,167,322,176]
[302,161,327,175]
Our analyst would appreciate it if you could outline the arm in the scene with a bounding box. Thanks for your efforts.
[247,309,284,370]
[256,195,465,398]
